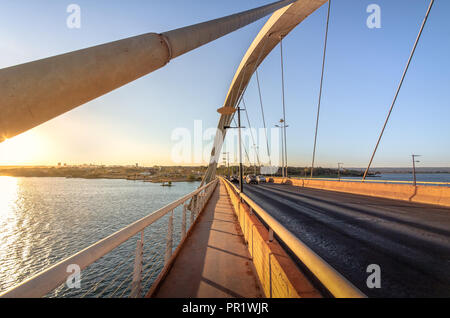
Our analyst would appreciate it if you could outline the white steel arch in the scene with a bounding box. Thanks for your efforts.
[203,0,328,183]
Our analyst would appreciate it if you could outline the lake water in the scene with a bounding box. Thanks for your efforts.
[0,177,200,297]
[343,173,450,185]
[1,173,448,297]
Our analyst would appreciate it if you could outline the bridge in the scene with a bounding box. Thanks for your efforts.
[0,0,449,298]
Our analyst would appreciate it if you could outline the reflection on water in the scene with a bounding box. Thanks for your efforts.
[343,173,450,185]
[0,177,21,290]
[0,177,199,297]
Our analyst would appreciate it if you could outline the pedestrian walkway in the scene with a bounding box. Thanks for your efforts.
[150,181,263,298]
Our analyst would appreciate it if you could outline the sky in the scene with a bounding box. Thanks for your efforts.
[0,0,449,168]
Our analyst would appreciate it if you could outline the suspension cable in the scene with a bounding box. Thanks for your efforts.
[280,36,288,177]
[362,0,435,180]
[221,38,270,177]
[242,98,261,167]
[256,69,272,166]
[233,117,252,166]
[311,0,331,178]
[229,36,270,129]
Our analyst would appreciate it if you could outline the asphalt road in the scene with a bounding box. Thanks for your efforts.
[242,183,450,298]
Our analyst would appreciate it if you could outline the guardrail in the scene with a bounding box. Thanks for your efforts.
[0,178,218,298]
[221,177,366,298]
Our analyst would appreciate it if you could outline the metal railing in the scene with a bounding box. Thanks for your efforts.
[0,178,218,298]
[221,177,366,298]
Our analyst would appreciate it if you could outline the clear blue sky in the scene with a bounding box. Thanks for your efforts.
[0,0,449,167]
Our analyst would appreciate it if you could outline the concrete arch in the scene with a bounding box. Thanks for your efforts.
[203,0,328,184]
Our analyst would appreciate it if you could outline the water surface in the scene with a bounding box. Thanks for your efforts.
[0,177,200,297]
[341,173,450,185]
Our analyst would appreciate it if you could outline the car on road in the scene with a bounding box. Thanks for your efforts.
[256,175,266,183]
[245,174,258,184]
[230,176,239,184]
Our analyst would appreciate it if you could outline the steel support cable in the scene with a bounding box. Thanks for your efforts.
[256,69,272,166]
[311,0,331,178]
[119,282,134,298]
[142,248,164,280]
[226,36,270,132]
[129,249,164,297]
[209,37,271,184]
[219,67,250,172]
[81,247,136,298]
[227,37,270,130]
[118,257,158,298]
[208,65,250,185]
[236,36,270,107]
[141,249,162,275]
[242,98,262,167]
[142,259,163,287]
[96,258,135,298]
[108,269,136,298]
[110,247,165,298]
[142,257,165,291]
[280,37,288,177]
[99,238,161,298]
[232,117,252,165]
[217,38,271,180]
[362,0,435,180]
[232,67,249,110]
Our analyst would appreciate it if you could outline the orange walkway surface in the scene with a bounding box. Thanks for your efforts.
[151,182,263,298]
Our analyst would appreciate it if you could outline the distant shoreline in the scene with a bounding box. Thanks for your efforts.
[0,174,201,183]
[0,166,204,183]
[0,166,448,183]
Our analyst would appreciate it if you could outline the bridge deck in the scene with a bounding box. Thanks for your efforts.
[150,181,263,298]
[243,183,450,298]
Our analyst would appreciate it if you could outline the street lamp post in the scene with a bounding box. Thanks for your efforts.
[227,152,230,179]
[252,145,260,175]
[275,119,289,178]
[338,163,344,181]
[237,107,244,192]
[223,152,230,179]
[412,155,421,187]
[275,124,284,177]
[219,105,245,193]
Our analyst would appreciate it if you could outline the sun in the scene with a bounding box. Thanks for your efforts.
[0,131,49,166]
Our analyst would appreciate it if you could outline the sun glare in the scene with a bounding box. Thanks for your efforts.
[0,176,18,216]
[0,131,48,166]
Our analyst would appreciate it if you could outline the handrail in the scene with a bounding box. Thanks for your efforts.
[0,178,218,298]
[221,177,366,298]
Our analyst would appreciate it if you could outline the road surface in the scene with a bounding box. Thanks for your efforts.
[243,183,450,298]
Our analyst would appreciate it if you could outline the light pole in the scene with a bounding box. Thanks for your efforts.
[412,155,421,187]
[223,152,230,179]
[252,145,260,175]
[280,37,289,180]
[237,107,244,192]
[275,123,284,177]
[338,163,344,181]
[275,119,289,178]
[219,105,245,193]
[233,152,237,177]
